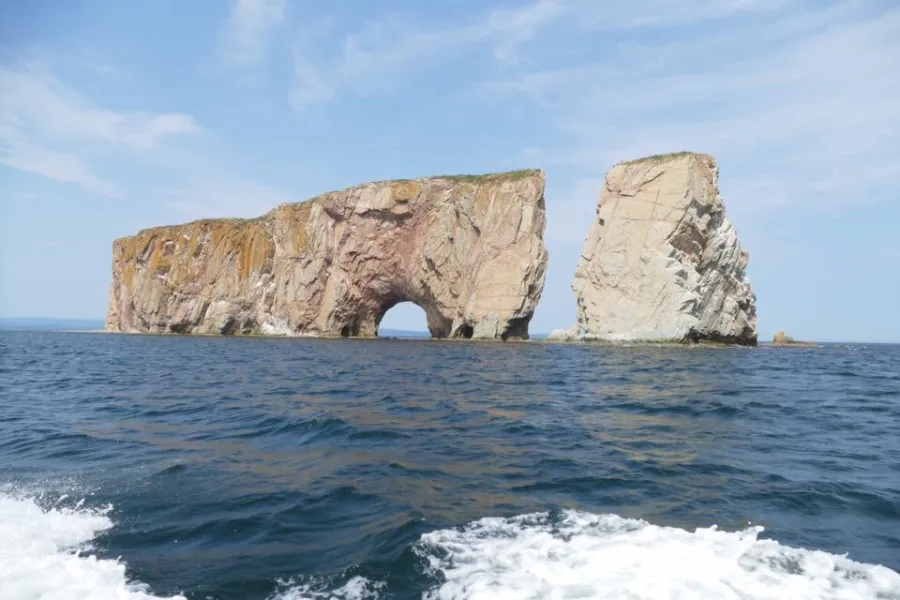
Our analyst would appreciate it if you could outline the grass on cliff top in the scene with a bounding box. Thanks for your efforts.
[132,215,263,237]
[127,169,539,236]
[437,168,540,182]
[384,169,540,184]
[617,151,706,166]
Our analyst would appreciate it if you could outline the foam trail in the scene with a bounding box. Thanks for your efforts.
[270,576,383,600]
[5,489,898,600]
[0,490,185,600]
[416,510,900,600]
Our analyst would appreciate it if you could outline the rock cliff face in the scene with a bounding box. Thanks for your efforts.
[572,152,757,345]
[106,170,548,339]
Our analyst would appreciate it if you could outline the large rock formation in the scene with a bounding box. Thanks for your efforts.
[571,152,757,345]
[106,170,548,339]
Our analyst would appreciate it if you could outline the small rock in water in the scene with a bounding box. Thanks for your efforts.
[773,330,795,345]
[547,326,581,342]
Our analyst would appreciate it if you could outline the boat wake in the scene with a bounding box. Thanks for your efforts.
[0,489,186,599]
[3,489,898,599]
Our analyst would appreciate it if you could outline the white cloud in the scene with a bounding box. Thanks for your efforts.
[0,67,197,149]
[219,0,286,69]
[289,44,339,111]
[68,49,118,76]
[166,176,295,220]
[567,0,789,31]
[482,0,567,61]
[285,0,898,227]
[0,142,119,198]
[289,0,565,110]
[0,64,197,195]
[286,0,803,110]
[482,2,900,217]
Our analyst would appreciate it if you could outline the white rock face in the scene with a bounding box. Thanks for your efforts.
[546,326,581,342]
[572,152,757,345]
[106,171,548,340]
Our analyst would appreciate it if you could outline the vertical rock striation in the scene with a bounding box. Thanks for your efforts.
[572,152,757,345]
[106,170,548,340]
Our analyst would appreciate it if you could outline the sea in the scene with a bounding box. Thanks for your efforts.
[1,330,898,599]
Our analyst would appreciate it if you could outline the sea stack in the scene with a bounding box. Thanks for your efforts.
[571,152,757,345]
[106,170,548,340]
[773,331,794,345]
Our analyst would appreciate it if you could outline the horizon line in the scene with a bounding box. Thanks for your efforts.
[0,317,897,345]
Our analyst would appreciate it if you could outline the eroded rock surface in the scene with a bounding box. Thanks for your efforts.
[106,170,548,339]
[572,152,757,345]
[773,331,794,345]
[771,331,815,346]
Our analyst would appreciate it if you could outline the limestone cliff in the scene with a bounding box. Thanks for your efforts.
[106,170,548,340]
[572,152,757,345]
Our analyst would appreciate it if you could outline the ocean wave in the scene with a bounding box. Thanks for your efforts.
[0,489,185,600]
[4,486,899,599]
[270,576,383,600]
[414,510,900,600]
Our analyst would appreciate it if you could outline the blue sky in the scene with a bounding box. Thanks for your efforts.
[1,0,898,342]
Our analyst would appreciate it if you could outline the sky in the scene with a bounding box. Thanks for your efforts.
[1,0,898,342]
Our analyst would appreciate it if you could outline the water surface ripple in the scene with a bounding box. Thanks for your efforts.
[1,332,898,599]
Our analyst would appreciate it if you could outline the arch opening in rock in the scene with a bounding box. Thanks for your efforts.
[377,301,429,339]
[374,298,455,339]
[106,170,548,340]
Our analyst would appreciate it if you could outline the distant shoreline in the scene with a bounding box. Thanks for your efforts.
[2,322,897,345]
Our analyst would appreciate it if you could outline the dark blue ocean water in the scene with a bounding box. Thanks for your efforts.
[1,331,899,599]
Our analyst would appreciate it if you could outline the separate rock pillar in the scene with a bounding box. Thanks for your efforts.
[572,152,757,345]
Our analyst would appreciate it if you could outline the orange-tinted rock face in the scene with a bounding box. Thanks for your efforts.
[106,170,548,339]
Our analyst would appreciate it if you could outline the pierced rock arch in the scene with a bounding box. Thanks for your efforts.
[107,171,548,340]
[373,298,456,339]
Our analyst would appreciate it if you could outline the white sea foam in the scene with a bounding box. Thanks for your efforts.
[4,489,898,600]
[270,576,383,600]
[0,490,185,600]
[416,510,900,600]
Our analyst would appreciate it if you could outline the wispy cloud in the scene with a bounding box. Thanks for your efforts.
[0,66,197,149]
[285,0,897,218]
[566,0,789,31]
[68,49,118,77]
[0,63,198,196]
[289,0,565,110]
[286,0,801,111]
[482,0,567,61]
[480,1,900,217]
[166,175,295,220]
[218,0,286,69]
[0,142,120,198]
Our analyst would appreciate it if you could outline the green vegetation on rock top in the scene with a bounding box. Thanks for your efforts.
[617,151,705,166]
[131,216,263,238]
[435,168,541,182]
[124,169,542,238]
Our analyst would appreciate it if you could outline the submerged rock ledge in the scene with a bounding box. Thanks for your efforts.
[106,170,548,340]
